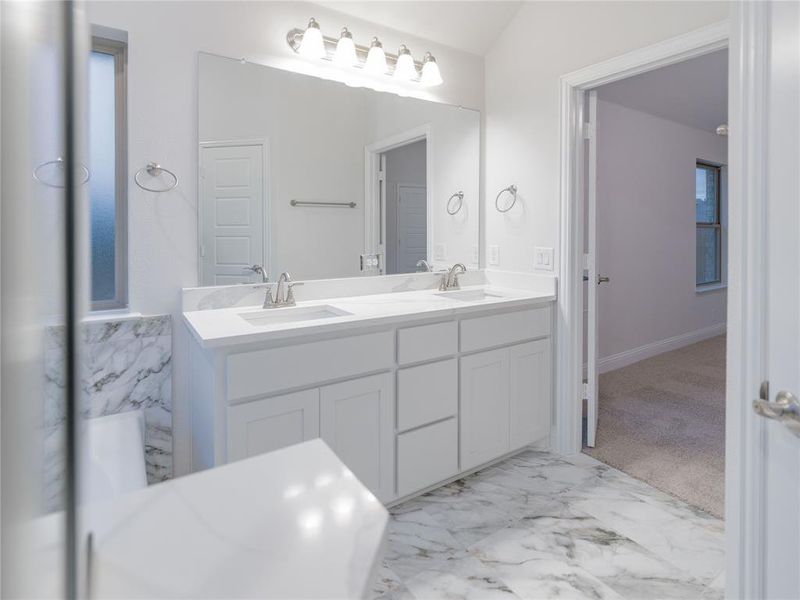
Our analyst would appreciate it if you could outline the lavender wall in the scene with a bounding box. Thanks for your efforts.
[595,99,727,364]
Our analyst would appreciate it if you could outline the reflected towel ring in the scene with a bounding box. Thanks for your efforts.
[33,157,90,188]
[446,191,464,215]
[134,162,178,192]
[495,184,518,213]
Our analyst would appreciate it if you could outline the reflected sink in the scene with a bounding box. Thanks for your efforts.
[239,305,352,327]
[434,289,505,302]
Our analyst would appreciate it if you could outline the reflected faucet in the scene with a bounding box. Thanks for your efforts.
[416,259,433,272]
[440,263,466,291]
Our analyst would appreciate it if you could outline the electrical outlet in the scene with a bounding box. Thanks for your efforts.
[534,247,554,271]
[434,243,447,261]
[488,245,500,266]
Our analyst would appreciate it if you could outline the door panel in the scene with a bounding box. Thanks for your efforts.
[762,3,800,597]
[510,339,552,450]
[227,389,319,462]
[200,143,264,286]
[320,373,394,501]
[395,184,427,273]
[460,348,510,470]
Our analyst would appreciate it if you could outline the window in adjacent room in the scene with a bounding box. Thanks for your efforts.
[696,161,725,288]
[89,36,127,310]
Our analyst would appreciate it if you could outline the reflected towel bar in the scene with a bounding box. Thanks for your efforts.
[290,200,356,208]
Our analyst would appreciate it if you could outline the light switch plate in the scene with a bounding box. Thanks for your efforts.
[488,245,500,266]
[534,247,554,271]
[434,243,447,261]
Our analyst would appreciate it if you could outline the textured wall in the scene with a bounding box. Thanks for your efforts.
[43,315,172,511]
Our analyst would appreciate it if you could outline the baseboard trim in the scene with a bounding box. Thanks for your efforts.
[597,323,727,374]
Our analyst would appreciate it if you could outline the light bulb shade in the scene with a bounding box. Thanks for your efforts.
[420,53,443,87]
[299,18,326,59]
[393,46,417,80]
[365,38,388,75]
[334,29,357,66]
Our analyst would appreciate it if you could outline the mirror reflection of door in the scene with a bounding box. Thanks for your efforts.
[382,139,427,275]
[199,141,266,286]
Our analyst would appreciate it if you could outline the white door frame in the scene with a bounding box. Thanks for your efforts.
[198,138,271,284]
[555,15,768,599]
[364,124,432,273]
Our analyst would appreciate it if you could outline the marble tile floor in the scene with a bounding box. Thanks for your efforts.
[372,449,724,600]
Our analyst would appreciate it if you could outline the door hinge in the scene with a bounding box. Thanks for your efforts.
[582,122,595,140]
[200,245,205,258]
[378,170,385,182]
[582,381,589,400]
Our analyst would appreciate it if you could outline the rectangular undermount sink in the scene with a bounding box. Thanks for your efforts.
[239,305,352,327]
[435,289,505,302]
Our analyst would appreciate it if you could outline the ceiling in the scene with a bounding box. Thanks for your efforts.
[597,49,728,132]
[313,1,523,56]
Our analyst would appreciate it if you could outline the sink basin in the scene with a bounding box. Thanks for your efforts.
[435,289,505,302]
[239,305,352,327]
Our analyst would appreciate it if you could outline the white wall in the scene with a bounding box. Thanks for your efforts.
[483,1,729,273]
[595,99,727,362]
[85,0,484,476]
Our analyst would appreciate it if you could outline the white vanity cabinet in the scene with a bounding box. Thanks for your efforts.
[320,374,394,501]
[187,299,554,506]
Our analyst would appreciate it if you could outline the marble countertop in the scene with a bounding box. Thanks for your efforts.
[183,285,556,348]
[28,439,388,599]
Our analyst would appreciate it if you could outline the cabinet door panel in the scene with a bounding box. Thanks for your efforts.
[397,418,458,497]
[460,348,510,470]
[320,373,394,502]
[510,339,552,450]
[227,389,319,462]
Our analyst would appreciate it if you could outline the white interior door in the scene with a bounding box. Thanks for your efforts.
[200,143,264,286]
[585,90,599,447]
[395,184,427,273]
[756,3,800,597]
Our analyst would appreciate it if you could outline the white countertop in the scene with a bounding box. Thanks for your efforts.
[183,285,556,348]
[22,440,388,599]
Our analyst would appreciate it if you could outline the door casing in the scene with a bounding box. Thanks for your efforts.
[555,16,771,599]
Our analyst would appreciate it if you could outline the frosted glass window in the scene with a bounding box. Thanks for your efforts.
[89,39,127,309]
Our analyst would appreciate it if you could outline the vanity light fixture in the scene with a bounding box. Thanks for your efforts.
[298,17,326,59]
[286,18,443,86]
[365,37,389,75]
[393,45,417,80]
[334,28,358,67]
[420,52,443,87]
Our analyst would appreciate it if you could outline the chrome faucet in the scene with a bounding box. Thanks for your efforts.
[440,263,466,291]
[264,271,303,308]
[416,259,433,272]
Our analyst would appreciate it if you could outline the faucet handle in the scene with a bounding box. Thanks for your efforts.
[286,281,304,305]
[263,286,276,308]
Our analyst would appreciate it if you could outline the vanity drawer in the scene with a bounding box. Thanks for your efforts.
[226,331,394,401]
[397,320,458,365]
[397,417,458,497]
[460,307,550,353]
[397,359,458,432]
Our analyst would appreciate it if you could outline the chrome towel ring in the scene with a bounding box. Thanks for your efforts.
[495,184,518,213]
[134,162,178,192]
[33,157,90,188]
[446,191,464,215]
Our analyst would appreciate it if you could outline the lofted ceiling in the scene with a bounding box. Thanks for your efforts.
[597,49,728,133]
[312,1,523,56]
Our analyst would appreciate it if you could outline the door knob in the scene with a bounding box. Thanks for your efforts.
[753,389,800,436]
[598,275,610,284]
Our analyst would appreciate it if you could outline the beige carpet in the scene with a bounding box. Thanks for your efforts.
[584,335,726,518]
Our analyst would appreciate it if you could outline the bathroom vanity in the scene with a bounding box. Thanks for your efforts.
[184,272,555,505]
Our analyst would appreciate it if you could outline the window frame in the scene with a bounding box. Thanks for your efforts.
[90,36,128,311]
[695,160,723,288]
